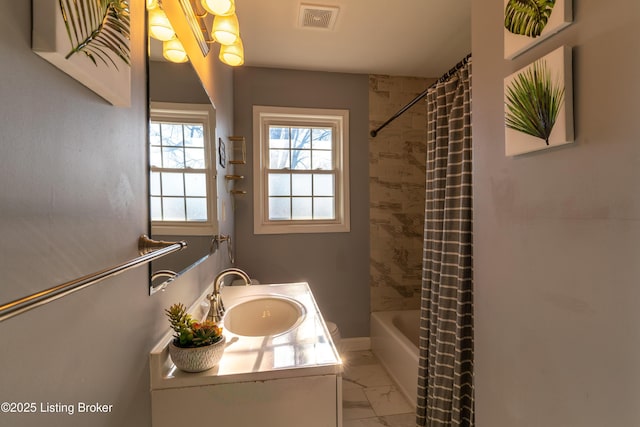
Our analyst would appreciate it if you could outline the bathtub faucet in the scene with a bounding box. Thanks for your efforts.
[207,268,251,323]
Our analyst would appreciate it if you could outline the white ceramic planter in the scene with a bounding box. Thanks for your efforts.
[168,336,226,373]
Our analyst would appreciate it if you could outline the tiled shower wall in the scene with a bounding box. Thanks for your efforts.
[369,75,436,311]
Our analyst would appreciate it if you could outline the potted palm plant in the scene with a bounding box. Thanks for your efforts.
[165,303,226,373]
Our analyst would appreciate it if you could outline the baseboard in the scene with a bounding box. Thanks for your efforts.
[340,337,371,352]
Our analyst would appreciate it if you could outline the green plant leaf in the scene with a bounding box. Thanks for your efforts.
[504,0,556,38]
[59,0,130,69]
[505,59,565,145]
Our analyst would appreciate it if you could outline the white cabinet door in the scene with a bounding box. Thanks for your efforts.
[152,374,341,427]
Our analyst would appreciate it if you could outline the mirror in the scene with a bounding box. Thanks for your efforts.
[147,38,219,293]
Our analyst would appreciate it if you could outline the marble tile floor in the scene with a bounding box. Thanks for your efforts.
[341,350,416,427]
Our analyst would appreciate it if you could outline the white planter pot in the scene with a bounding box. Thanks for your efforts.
[168,336,226,373]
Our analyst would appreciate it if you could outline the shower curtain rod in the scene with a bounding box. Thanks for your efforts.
[370,53,471,138]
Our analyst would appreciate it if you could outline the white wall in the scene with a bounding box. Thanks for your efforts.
[0,2,233,426]
[473,1,640,425]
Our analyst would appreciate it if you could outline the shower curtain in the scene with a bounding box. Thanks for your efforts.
[417,60,474,426]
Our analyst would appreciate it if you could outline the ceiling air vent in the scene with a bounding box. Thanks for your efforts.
[298,3,339,30]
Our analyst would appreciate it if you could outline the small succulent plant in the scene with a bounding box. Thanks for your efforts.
[165,303,223,348]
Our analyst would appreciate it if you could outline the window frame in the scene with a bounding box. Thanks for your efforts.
[149,102,218,236]
[253,105,350,234]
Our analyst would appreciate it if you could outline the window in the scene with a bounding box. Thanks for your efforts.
[149,102,217,236]
[253,106,350,234]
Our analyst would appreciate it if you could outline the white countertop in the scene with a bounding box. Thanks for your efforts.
[150,282,342,391]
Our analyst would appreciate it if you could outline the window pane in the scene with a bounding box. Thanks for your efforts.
[150,146,162,168]
[269,126,290,149]
[185,173,206,197]
[163,197,185,220]
[291,174,312,196]
[269,197,291,220]
[150,172,161,196]
[314,197,334,219]
[269,173,290,196]
[162,173,184,196]
[163,146,184,168]
[186,198,207,221]
[312,128,332,149]
[161,123,183,146]
[313,174,334,196]
[183,124,204,147]
[150,196,162,221]
[269,149,290,169]
[291,149,311,170]
[292,197,312,219]
[290,128,311,150]
[150,122,161,145]
[311,150,332,170]
[184,147,205,169]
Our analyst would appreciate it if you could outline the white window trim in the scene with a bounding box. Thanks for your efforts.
[253,105,350,235]
[150,102,218,236]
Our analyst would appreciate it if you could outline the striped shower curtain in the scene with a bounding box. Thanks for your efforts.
[417,60,474,426]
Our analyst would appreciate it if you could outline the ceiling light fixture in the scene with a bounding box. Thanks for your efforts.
[148,0,246,67]
[163,37,189,63]
[211,13,240,45]
[219,37,244,66]
[148,7,175,41]
[201,0,235,16]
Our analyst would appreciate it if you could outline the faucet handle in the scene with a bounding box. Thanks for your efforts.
[217,301,225,320]
[206,294,223,323]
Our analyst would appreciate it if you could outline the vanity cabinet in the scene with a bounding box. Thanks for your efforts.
[152,373,342,427]
[150,282,343,427]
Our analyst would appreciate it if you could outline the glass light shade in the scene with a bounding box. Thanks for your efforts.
[163,38,189,63]
[146,0,158,10]
[201,0,235,16]
[219,38,244,66]
[149,8,175,41]
[211,14,240,45]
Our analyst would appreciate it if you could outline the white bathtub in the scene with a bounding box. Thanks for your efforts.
[371,310,420,407]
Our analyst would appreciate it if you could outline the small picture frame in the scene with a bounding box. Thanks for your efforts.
[504,46,573,156]
[504,0,573,59]
[218,138,226,168]
[32,0,131,106]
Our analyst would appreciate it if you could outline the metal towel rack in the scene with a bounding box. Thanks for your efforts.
[0,235,187,323]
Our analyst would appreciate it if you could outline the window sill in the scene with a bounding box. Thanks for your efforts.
[253,221,350,235]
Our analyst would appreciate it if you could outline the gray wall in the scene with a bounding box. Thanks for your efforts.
[0,2,233,426]
[473,1,640,425]
[232,67,370,337]
[149,60,210,104]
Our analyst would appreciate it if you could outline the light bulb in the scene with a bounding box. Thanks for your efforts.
[163,37,188,63]
[201,0,235,16]
[219,38,244,66]
[149,8,175,41]
[211,14,240,46]
[146,0,158,10]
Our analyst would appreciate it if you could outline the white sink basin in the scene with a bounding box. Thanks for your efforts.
[223,295,306,337]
